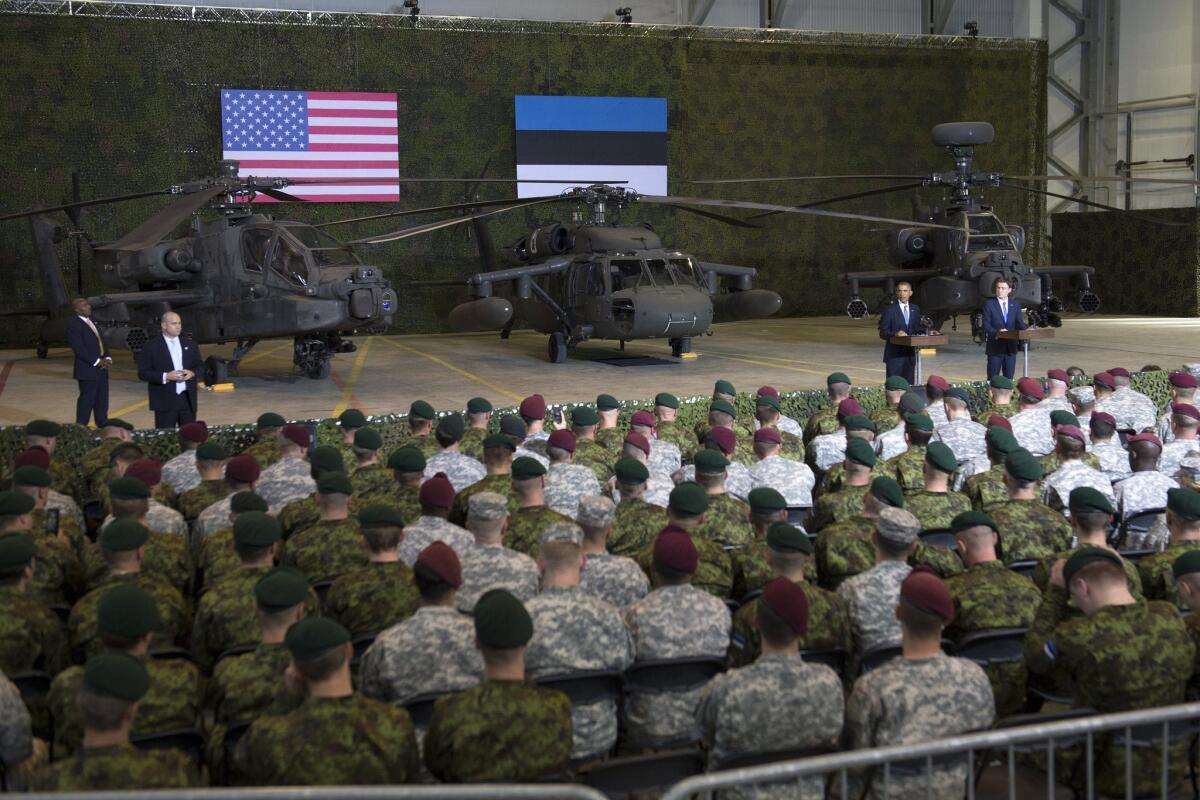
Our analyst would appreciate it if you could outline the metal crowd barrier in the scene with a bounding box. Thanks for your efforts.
[21,787,609,800]
[660,702,1200,800]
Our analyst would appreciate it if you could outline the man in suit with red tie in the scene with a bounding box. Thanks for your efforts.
[982,276,1027,380]
[878,281,924,383]
[66,297,111,426]
[136,311,202,428]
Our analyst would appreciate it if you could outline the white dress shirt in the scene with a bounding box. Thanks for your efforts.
[78,315,103,366]
[163,335,185,393]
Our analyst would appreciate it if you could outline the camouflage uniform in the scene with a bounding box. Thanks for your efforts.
[195,494,248,542]
[623,584,731,747]
[814,516,962,590]
[696,493,754,547]
[208,642,291,724]
[360,606,483,703]
[68,573,188,661]
[457,427,488,460]
[177,479,228,521]
[1025,588,1193,797]
[1038,451,1103,475]
[0,585,69,674]
[403,433,441,460]
[845,655,995,800]
[990,498,1073,563]
[514,446,549,469]
[905,489,972,530]
[803,405,840,444]
[28,530,83,606]
[423,452,487,494]
[1137,540,1200,610]
[808,430,847,472]
[818,462,888,499]
[1033,547,1143,599]
[655,420,695,453]
[747,455,815,507]
[674,464,753,502]
[964,464,1009,511]
[350,464,396,501]
[46,490,84,535]
[526,585,634,759]
[449,474,518,526]
[325,561,419,637]
[874,423,907,462]
[936,417,989,475]
[1041,461,1115,515]
[455,543,539,613]
[808,483,870,532]
[48,656,203,759]
[424,679,572,782]
[255,456,316,508]
[647,439,683,477]
[32,743,200,790]
[0,671,31,769]
[240,437,281,469]
[1114,471,1178,522]
[397,516,474,565]
[1092,440,1133,483]
[927,401,949,427]
[236,693,419,786]
[277,495,319,540]
[196,527,243,592]
[78,438,124,497]
[728,581,851,668]
[544,463,602,519]
[944,560,1042,715]
[161,449,200,494]
[697,654,844,800]
[1160,439,1200,480]
[504,505,575,557]
[581,551,649,608]
[868,406,899,432]
[85,528,192,594]
[32,507,86,563]
[837,559,911,654]
[282,518,369,584]
[972,397,1018,424]
[1096,387,1158,434]
[194,566,276,670]
[1009,407,1054,456]
[883,444,928,494]
[635,531,734,599]
[607,497,668,556]
[521,430,550,457]
[573,439,614,482]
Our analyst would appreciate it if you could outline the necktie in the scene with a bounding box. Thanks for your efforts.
[168,338,184,394]
[1001,301,1007,319]
[83,317,103,351]
[901,304,909,325]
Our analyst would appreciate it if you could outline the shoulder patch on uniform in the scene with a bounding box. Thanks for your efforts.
[1043,640,1057,661]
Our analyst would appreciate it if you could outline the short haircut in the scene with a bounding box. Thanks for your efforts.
[1056,434,1086,459]
[755,598,798,648]
[875,534,911,559]
[539,540,581,571]
[1072,509,1110,534]
[1072,559,1126,588]
[98,630,143,651]
[362,524,403,553]
[293,644,348,682]
[906,428,933,446]
[546,445,571,463]
[897,598,944,638]
[1090,417,1116,438]
[77,688,133,732]
[234,542,272,563]
[351,445,375,463]
[482,447,514,468]
[1174,413,1200,431]
[109,496,150,520]
[992,277,1011,291]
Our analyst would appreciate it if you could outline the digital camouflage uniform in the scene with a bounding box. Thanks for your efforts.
[1038,451,1103,475]
[111,499,186,538]
[1137,540,1200,610]
[78,438,125,497]
[1092,440,1133,484]
[965,465,1009,511]
[423,452,487,494]
[635,531,734,599]
[655,420,695,453]
[45,491,85,540]
[459,427,488,460]
[803,405,840,444]
[504,505,575,557]
[580,552,649,608]
[944,560,1042,715]
[192,566,302,671]
[728,581,851,668]
[837,560,911,655]
[1033,547,1143,600]
[1009,408,1055,457]
[68,573,188,662]
[360,606,483,704]
[196,527,245,592]
[526,585,634,759]
[990,498,1073,563]
[607,497,668,556]
[208,641,291,724]
[282,517,369,584]
[349,464,397,502]
[594,427,624,452]
[455,544,539,613]
[0,671,31,769]
[874,423,907,462]
[325,561,419,637]
[423,679,572,782]
[1096,387,1158,434]
[1160,440,1200,481]
[808,483,870,532]
[0,585,69,674]
[177,479,228,521]
[27,530,82,606]
[544,463,602,519]
[239,437,281,469]
[696,493,754,547]
[83,529,192,596]
[807,430,847,473]
[397,516,474,565]
[814,516,963,591]
[450,473,519,526]
[904,489,972,530]
[254,457,316,509]
[1114,471,1178,524]
[623,584,731,747]
[748,454,815,507]
[572,439,614,482]
[882,445,928,494]
[648,439,683,477]
[935,418,988,474]
[1042,461,1116,515]
[236,693,420,786]
[32,743,200,790]
[48,655,203,759]
[160,449,200,495]
[31,507,85,561]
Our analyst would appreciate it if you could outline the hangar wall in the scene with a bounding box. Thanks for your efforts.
[0,10,1046,343]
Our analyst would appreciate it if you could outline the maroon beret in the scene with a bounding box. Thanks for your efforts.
[416,541,462,588]
[419,472,456,509]
[1170,371,1198,389]
[225,455,261,484]
[1173,403,1200,422]
[1109,367,1131,378]
[548,429,576,454]
[754,427,782,445]
[1128,433,1163,448]
[1056,425,1086,444]
[179,422,208,443]
[756,385,780,399]
[1091,411,1117,428]
[1093,371,1116,390]
[653,526,699,575]
[519,394,546,419]
[987,415,1013,433]
[1016,377,1044,400]
[14,447,50,470]
[1047,368,1070,383]
[926,375,950,391]
[706,427,736,456]
[761,576,809,638]
[900,565,954,622]
[125,458,162,487]
[837,398,864,420]
[624,432,651,456]
[630,410,655,429]
[281,424,310,450]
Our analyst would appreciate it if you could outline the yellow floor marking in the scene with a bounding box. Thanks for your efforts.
[331,336,374,418]
[381,337,524,402]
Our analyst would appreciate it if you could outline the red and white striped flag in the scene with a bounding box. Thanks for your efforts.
[221,88,399,202]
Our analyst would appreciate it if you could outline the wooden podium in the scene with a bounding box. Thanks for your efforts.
[998,328,1055,376]
[888,333,948,383]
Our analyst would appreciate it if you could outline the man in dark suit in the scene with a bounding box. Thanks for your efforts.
[66,297,111,426]
[982,276,1027,380]
[878,281,924,383]
[136,311,202,428]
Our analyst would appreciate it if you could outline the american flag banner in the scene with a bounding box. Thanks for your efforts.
[220,88,400,202]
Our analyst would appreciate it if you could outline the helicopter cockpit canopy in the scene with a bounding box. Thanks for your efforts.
[241,224,361,289]
[964,213,1016,253]
[605,255,701,292]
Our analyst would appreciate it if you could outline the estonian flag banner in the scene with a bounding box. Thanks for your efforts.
[515,95,667,199]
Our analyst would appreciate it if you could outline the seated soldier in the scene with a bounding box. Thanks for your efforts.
[0,489,79,607]
[0,531,68,676]
[197,491,271,592]
[324,504,419,637]
[281,472,368,584]
[904,441,971,530]
[456,492,538,613]
[577,494,648,609]
[176,441,230,522]
[989,449,1072,564]
[837,506,918,660]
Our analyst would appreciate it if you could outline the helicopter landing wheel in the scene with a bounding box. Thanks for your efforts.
[671,337,692,358]
[35,340,47,359]
[306,359,332,380]
[548,332,567,364]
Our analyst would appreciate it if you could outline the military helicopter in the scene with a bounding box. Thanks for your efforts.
[691,121,1200,343]
[326,183,962,362]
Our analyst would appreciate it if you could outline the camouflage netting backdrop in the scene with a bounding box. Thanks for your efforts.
[0,10,1047,346]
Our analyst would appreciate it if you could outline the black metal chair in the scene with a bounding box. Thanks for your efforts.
[399,690,447,729]
[130,727,206,764]
[954,627,1028,667]
[715,743,835,771]
[800,646,847,677]
[213,643,257,668]
[973,708,1098,786]
[149,646,195,663]
[312,579,335,605]
[739,589,764,607]
[9,671,52,707]
[919,527,957,549]
[1118,507,1166,549]
[350,634,376,667]
[623,656,725,694]
[222,719,253,766]
[1006,559,1039,581]
[535,670,624,708]
[580,748,705,800]
[787,506,811,527]
[858,643,902,675]
[1117,548,1157,564]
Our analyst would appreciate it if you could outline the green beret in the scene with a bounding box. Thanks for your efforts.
[108,476,150,500]
[25,419,61,437]
[869,476,904,508]
[669,482,710,516]
[0,533,35,571]
[467,397,493,414]
[230,491,268,514]
[353,427,383,450]
[766,521,812,555]
[614,457,650,484]
[310,445,345,473]
[596,394,620,411]
[99,518,149,552]
[338,409,367,429]
[950,510,998,534]
[1005,449,1042,482]
[756,394,781,411]
[693,449,730,474]
[317,471,354,495]
[748,487,787,514]
[714,379,736,396]
[989,376,1014,390]
[827,372,850,386]
[359,504,404,527]
[1168,487,1200,521]
[904,412,934,431]
[97,584,161,638]
[474,589,533,649]
[654,392,679,409]
[1050,410,1080,427]
[985,427,1019,453]
[1063,545,1122,583]
[845,437,877,467]
[1173,550,1200,578]
[254,567,310,611]
[257,412,286,428]
[512,457,547,480]
[710,399,736,418]
[570,406,600,427]
[387,447,426,472]
[482,433,515,452]
[884,376,910,391]
[899,392,927,414]
[285,617,351,662]
[83,652,149,702]
[408,400,436,421]
[12,466,50,488]
[0,492,35,517]
[105,418,135,431]
[1069,487,1115,515]
[233,511,282,547]
[925,441,958,472]
[195,442,229,461]
[437,413,465,441]
[843,415,876,433]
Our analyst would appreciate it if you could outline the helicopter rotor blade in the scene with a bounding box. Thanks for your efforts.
[654,202,762,228]
[94,185,227,251]
[997,182,1194,226]
[348,196,565,245]
[685,174,926,185]
[282,177,626,186]
[253,187,308,203]
[747,182,928,221]
[1006,174,1200,186]
[318,196,531,228]
[0,189,172,223]
[638,195,961,231]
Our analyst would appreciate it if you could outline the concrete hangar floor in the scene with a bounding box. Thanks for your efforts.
[0,315,1195,426]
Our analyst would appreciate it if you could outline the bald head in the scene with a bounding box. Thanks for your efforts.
[161,312,182,338]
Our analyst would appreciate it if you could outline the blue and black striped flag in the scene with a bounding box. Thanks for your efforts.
[515,95,667,198]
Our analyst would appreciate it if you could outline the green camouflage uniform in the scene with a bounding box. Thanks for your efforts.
[965,465,1008,511]
[205,642,293,784]
[0,585,69,674]
[49,655,204,759]
[240,438,281,469]
[654,420,695,453]
[278,496,320,540]
[78,438,124,498]
[904,489,972,530]
[1038,451,1103,475]
[696,493,754,547]
[31,507,87,563]
[595,427,624,451]
[401,433,439,459]
[728,580,851,668]
[194,566,320,671]
[282,518,369,584]
[83,530,193,596]
[325,561,419,637]
[450,474,517,526]
[808,483,870,532]
[31,743,201,790]
[882,445,929,494]
[868,407,899,432]
[972,398,1018,424]
[1137,540,1200,610]
[814,514,963,590]
[423,679,572,783]
[27,531,83,606]
[635,531,734,598]
[504,505,575,557]
[197,527,251,592]
[607,498,668,557]
[1186,614,1200,696]
[803,406,840,444]
[944,560,1042,715]
[573,439,614,482]
[350,464,395,502]
[459,427,489,460]
[727,542,819,600]
[777,429,806,462]
[334,442,357,472]
[68,573,189,662]
[178,479,228,521]
[818,461,887,498]
[236,693,420,786]
[990,498,1073,563]
[1034,547,1143,600]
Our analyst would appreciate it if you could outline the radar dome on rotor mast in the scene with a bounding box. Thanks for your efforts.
[931,122,995,148]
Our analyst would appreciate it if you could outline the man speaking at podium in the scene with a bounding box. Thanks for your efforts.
[879,281,924,383]
[983,277,1027,380]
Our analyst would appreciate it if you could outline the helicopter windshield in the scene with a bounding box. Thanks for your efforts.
[669,257,700,286]
[609,259,649,291]
[644,259,676,287]
[965,214,1016,252]
[284,225,362,268]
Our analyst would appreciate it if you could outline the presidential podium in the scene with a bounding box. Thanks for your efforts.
[998,328,1054,376]
[888,333,948,383]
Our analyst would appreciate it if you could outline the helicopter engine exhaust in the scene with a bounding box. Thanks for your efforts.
[447,297,514,332]
[711,290,782,323]
[846,296,869,319]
